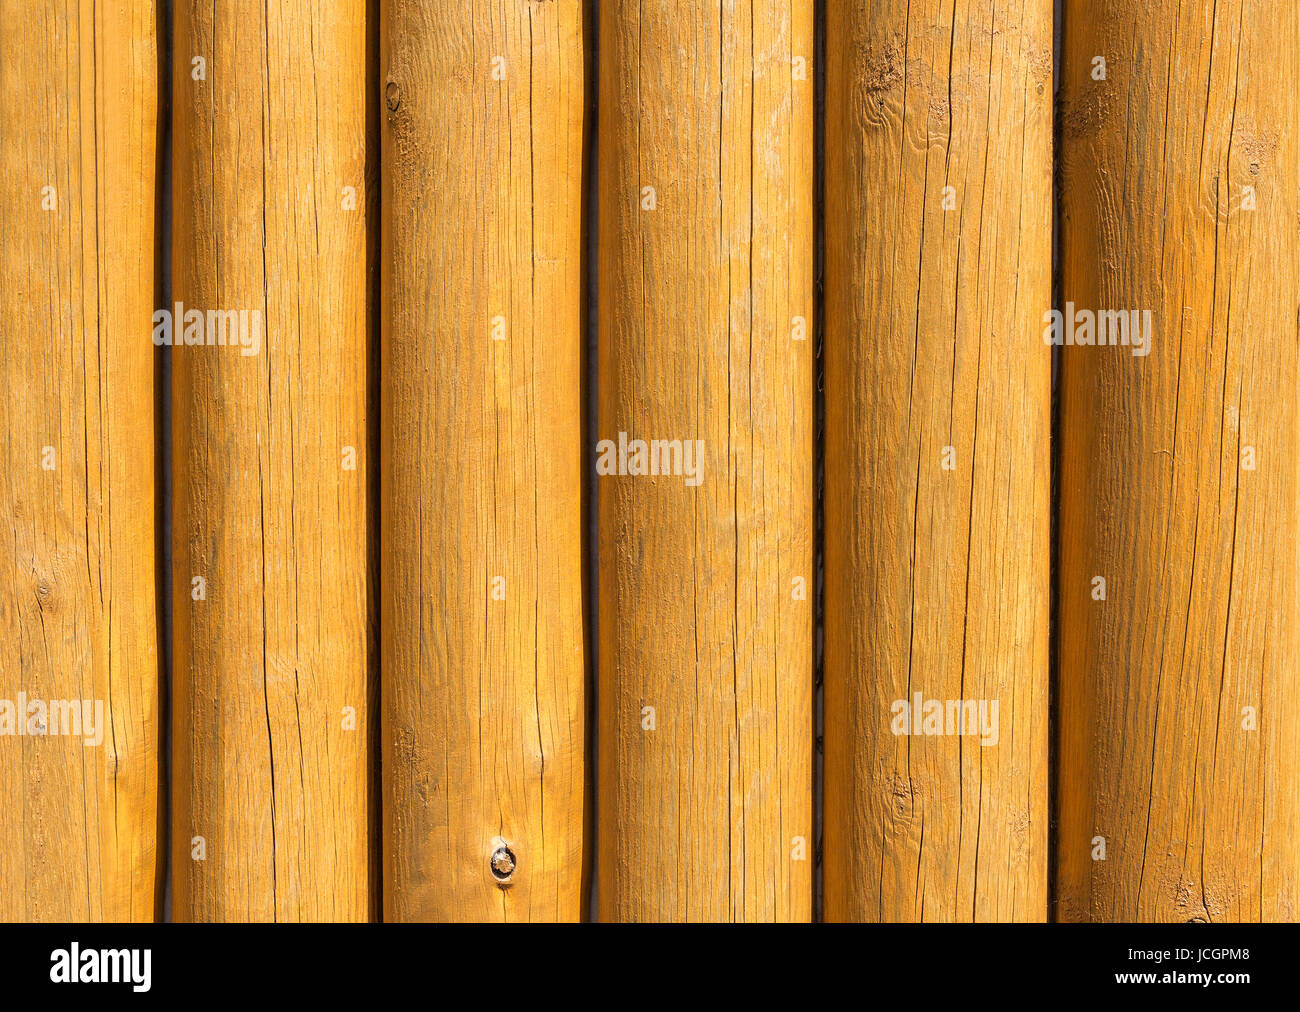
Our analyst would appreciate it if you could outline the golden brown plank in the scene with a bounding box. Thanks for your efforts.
[1056,0,1300,922]
[824,0,1053,921]
[380,0,590,921]
[597,0,816,922]
[171,0,377,921]
[0,0,162,922]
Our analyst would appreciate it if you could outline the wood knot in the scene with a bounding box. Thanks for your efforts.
[385,80,402,113]
[490,845,516,883]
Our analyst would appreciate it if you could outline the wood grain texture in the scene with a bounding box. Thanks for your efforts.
[597,0,815,922]
[380,0,589,921]
[0,0,162,923]
[1057,0,1300,922]
[823,0,1052,921]
[171,0,377,922]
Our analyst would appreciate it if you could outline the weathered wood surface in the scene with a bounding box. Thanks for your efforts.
[0,0,163,923]
[1056,0,1300,922]
[597,0,817,922]
[380,0,590,921]
[171,0,377,921]
[823,0,1053,921]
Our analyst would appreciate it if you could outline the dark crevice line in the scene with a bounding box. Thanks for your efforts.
[581,0,599,923]
[158,0,175,924]
[1047,0,1063,924]
[364,0,382,925]
[258,0,278,921]
[812,0,826,926]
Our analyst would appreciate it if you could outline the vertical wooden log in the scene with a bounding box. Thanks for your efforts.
[380,1,589,920]
[0,0,161,922]
[171,1,377,921]
[597,0,816,922]
[1057,1,1300,921]
[824,2,1053,921]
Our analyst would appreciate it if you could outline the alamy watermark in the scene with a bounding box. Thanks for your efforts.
[0,693,105,746]
[50,944,150,992]
[890,693,999,746]
[596,432,704,486]
[153,301,263,356]
[1043,303,1153,357]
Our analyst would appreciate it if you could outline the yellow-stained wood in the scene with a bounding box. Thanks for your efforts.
[0,0,162,923]
[597,0,816,922]
[380,0,589,920]
[171,0,377,921]
[824,1,1052,921]
[1056,0,1300,922]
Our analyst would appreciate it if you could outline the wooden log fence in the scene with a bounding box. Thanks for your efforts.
[0,0,1295,923]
